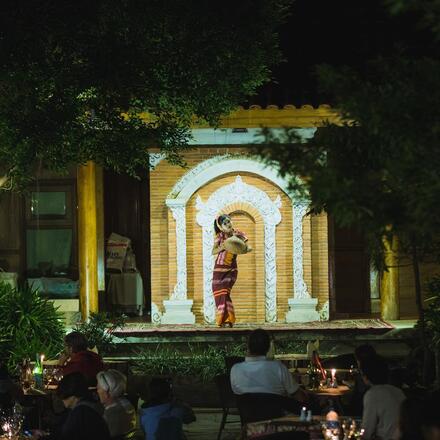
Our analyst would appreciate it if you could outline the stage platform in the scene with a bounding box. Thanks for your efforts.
[111,319,416,359]
[116,318,394,337]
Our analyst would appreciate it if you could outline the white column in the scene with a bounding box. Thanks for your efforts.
[286,202,319,322]
[169,202,187,300]
[264,224,277,322]
[162,199,195,324]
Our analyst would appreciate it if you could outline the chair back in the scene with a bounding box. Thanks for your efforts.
[235,393,286,424]
[214,374,235,410]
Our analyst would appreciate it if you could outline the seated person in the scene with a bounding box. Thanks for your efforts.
[58,331,104,386]
[96,369,136,438]
[360,355,405,440]
[140,377,195,440]
[0,364,21,411]
[48,372,110,440]
[347,344,377,416]
[230,328,308,412]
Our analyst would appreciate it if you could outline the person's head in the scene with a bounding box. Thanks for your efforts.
[354,344,376,366]
[421,391,440,440]
[359,355,389,386]
[57,372,89,408]
[64,331,88,354]
[248,329,271,356]
[399,397,424,440]
[214,214,232,234]
[149,377,173,405]
[96,369,127,406]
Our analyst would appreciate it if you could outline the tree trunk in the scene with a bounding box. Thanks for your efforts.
[411,241,430,385]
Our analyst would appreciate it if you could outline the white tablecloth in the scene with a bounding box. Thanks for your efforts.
[107,272,144,315]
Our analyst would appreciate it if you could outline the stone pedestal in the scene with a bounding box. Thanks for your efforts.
[161,299,196,324]
[286,297,320,323]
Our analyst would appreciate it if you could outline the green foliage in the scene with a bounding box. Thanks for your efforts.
[425,275,440,348]
[0,0,290,190]
[0,283,65,371]
[132,343,246,383]
[73,312,126,355]
[276,339,307,355]
[256,54,440,270]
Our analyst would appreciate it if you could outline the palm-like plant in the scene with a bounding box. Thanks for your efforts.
[0,283,65,371]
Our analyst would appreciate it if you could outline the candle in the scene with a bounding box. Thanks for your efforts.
[300,406,307,421]
[331,368,336,381]
[2,422,11,438]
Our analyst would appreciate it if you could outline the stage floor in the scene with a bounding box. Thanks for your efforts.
[115,318,396,337]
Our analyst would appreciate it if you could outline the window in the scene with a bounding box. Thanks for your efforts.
[25,181,78,298]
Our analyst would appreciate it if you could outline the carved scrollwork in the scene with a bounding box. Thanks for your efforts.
[151,302,162,324]
[149,153,166,169]
[293,202,311,299]
[170,154,235,198]
[196,176,281,323]
[319,300,330,321]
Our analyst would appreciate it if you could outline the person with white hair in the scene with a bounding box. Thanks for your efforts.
[96,369,136,438]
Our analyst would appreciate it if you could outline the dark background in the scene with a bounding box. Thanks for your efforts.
[248,0,434,107]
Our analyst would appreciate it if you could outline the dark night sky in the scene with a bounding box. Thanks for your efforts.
[248,0,435,107]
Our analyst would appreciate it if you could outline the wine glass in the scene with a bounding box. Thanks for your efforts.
[0,406,24,439]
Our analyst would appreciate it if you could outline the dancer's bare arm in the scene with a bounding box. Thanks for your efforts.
[212,242,224,255]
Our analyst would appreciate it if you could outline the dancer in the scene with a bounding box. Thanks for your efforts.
[212,214,250,327]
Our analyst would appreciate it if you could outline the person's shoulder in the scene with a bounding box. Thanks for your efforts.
[141,402,171,416]
[266,359,288,370]
[386,384,406,398]
[230,360,246,376]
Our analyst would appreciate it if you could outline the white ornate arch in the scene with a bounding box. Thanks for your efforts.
[163,154,322,324]
[196,176,281,323]
[168,154,297,202]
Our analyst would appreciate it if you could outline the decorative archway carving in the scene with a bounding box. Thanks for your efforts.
[196,176,281,323]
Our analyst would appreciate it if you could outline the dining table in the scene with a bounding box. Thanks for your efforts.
[246,414,363,439]
[246,414,326,439]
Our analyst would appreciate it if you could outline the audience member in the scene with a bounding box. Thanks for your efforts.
[96,369,136,439]
[360,356,405,440]
[58,331,104,386]
[0,364,20,411]
[399,396,424,440]
[230,329,309,412]
[421,390,440,440]
[50,372,110,440]
[348,344,377,416]
[140,377,195,440]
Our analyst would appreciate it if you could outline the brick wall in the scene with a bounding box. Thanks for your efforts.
[150,147,329,323]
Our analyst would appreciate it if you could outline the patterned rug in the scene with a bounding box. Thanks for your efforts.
[115,318,393,335]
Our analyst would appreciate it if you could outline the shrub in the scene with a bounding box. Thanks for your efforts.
[132,343,246,383]
[0,283,65,371]
[73,312,126,355]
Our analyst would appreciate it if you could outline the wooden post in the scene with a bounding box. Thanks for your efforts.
[77,161,98,320]
[381,234,399,320]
